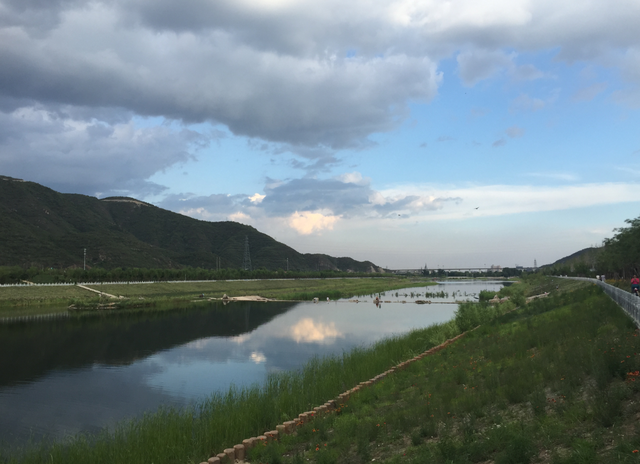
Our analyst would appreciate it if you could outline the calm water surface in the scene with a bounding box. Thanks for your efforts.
[0,280,504,448]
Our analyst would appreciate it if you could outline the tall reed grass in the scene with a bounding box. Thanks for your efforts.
[3,317,461,464]
[3,281,521,464]
[248,283,640,464]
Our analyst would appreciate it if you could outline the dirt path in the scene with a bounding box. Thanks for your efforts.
[76,284,122,299]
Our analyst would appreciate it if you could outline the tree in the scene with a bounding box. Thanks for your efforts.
[596,216,640,279]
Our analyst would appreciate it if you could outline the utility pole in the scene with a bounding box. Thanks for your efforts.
[286,258,289,272]
[83,248,86,271]
[242,236,252,271]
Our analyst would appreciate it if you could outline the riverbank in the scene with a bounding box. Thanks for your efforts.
[246,278,640,464]
[0,277,437,318]
[3,276,622,464]
[2,279,518,464]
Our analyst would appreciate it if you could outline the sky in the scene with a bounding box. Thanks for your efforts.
[1,0,640,270]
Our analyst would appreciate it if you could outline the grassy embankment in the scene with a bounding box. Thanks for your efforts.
[7,276,635,464]
[3,278,516,464]
[248,277,640,464]
[0,277,434,318]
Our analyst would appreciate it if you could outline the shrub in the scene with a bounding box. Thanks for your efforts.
[455,301,481,331]
[479,290,496,302]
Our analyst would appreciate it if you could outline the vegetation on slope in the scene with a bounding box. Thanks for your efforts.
[6,276,631,464]
[0,177,380,272]
[2,280,520,464]
[250,279,640,464]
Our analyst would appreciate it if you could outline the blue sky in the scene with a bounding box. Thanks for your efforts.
[1,0,639,269]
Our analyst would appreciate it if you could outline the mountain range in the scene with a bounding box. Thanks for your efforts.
[0,176,383,273]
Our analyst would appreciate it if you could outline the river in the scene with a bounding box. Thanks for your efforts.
[0,280,505,450]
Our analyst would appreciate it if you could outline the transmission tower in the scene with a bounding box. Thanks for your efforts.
[242,236,252,271]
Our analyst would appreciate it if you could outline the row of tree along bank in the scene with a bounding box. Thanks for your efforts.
[0,266,527,286]
[0,266,393,286]
[421,268,524,278]
[538,214,640,281]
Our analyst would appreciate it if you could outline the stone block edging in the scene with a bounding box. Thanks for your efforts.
[199,329,469,464]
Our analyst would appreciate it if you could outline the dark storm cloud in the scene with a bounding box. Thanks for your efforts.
[0,107,207,196]
[0,3,442,150]
[0,0,86,32]
[1,0,640,197]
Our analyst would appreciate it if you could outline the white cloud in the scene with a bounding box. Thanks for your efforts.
[229,211,252,223]
[249,193,266,204]
[336,172,370,186]
[168,176,640,231]
[288,211,340,235]
[379,182,640,220]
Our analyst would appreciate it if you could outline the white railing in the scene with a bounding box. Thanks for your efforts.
[0,281,160,287]
[561,276,640,328]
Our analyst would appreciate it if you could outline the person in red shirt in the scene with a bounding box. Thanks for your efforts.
[631,275,640,295]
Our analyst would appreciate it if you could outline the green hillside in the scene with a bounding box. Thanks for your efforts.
[542,246,601,271]
[0,176,382,272]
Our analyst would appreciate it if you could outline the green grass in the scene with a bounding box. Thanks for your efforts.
[2,314,465,464]
[0,277,434,317]
[8,276,627,464]
[0,285,89,318]
[0,278,519,464]
[248,281,640,464]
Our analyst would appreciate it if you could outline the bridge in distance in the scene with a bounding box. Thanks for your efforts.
[390,266,534,274]
[391,267,497,274]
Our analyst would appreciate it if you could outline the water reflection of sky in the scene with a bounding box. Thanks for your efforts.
[0,282,504,449]
[146,301,457,400]
[147,282,506,400]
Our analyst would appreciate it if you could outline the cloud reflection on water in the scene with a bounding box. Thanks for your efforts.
[288,318,343,343]
[250,351,267,363]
